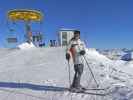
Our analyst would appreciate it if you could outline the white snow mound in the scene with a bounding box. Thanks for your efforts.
[86,48,110,61]
[18,42,36,50]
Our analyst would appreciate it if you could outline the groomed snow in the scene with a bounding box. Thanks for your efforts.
[0,47,133,100]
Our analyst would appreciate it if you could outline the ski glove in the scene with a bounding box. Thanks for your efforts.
[66,53,70,61]
[80,50,86,55]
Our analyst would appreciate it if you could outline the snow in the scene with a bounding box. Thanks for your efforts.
[0,47,133,100]
[98,49,126,60]
[17,42,36,50]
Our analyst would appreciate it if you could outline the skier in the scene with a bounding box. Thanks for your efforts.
[66,30,86,92]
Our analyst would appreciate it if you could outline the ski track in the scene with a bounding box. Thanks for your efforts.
[0,47,133,100]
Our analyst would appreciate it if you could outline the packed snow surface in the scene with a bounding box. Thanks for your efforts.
[0,47,133,100]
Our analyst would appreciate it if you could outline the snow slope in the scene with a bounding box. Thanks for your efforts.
[0,47,133,100]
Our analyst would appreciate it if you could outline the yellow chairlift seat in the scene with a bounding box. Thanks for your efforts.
[8,9,43,21]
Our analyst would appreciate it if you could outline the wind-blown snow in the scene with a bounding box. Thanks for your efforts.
[0,47,133,100]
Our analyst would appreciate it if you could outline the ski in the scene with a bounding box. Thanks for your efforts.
[67,88,110,96]
[70,91,109,96]
[66,87,110,92]
[83,88,105,91]
[83,86,110,91]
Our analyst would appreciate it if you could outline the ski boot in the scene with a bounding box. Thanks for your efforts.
[69,85,85,93]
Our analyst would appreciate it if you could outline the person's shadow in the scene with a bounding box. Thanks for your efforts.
[0,82,68,92]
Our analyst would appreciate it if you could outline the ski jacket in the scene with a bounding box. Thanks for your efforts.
[66,39,86,64]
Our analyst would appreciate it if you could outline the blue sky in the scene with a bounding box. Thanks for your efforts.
[0,0,133,48]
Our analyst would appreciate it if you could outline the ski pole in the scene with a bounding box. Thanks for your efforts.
[67,60,71,87]
[83,55,99,87]
[77,44,99,87]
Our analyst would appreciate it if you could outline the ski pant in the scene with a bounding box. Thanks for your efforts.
[71,64,84,88]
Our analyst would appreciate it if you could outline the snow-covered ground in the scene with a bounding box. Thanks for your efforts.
[0,47,133,100]
[98,48,133,60]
